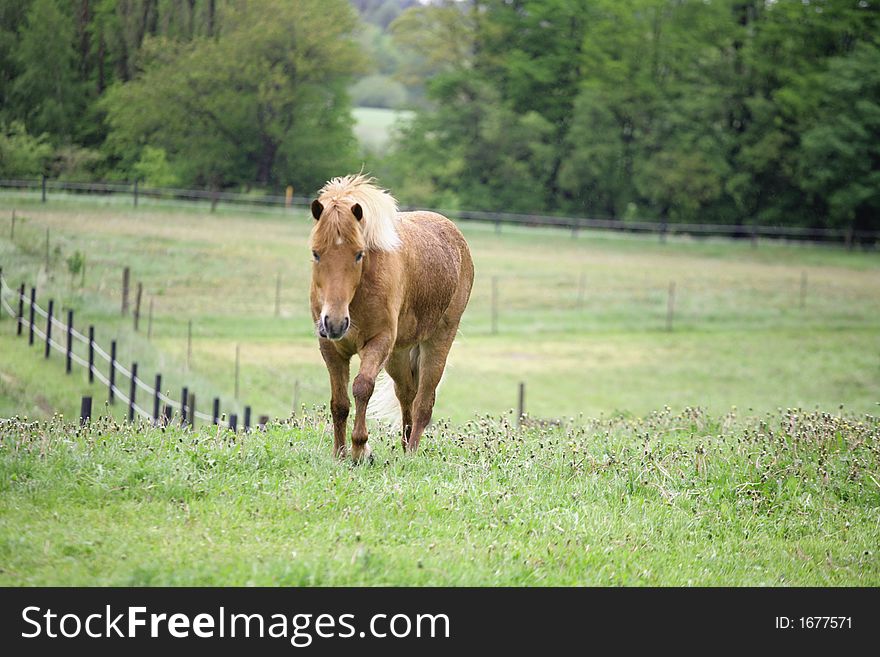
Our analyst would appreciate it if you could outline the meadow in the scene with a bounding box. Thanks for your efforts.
[0,196,879,585]
[1,196,878,424]
[1,408,878,585]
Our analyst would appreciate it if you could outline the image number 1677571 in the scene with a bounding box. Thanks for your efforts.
[775,617,852,630]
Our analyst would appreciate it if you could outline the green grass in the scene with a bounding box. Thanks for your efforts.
[1,198,878,423]
[1,408,877,585]
[1,198,879,586]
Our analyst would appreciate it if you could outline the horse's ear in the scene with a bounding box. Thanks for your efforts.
[310,199,323,220]
[351,203,363,221]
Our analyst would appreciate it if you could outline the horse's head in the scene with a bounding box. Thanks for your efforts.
[309,199,366,340]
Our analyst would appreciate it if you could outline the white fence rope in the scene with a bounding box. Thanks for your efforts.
[92,342,112,362]
[92,367,110,386]
[1,271,250,429]
[157,392,181,410]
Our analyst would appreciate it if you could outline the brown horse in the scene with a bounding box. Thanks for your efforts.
[309,174,474,460]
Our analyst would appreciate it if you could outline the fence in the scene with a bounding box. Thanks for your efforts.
[0,269,263,431]
[2,177,878,246]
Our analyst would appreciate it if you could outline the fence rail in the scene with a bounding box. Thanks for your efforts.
[0,270,261,430]
[2,177,878,246]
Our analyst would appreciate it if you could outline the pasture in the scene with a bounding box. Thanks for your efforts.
[0,197,879,585]
[0,199,878,424]
[1,408,878,585]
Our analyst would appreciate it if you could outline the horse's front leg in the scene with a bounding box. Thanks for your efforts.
[351,332,394,462]
[320,342,350,458]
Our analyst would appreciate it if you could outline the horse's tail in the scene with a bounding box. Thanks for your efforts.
[367,345,422,428]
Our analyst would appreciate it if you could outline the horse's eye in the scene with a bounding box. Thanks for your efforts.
[312,251,320,262]
[355,251,364,263]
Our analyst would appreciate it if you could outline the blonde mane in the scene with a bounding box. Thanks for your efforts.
[313,174,401,252]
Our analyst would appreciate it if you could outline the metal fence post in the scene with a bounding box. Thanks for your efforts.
[65,309,73,373]
[44,299,53,358]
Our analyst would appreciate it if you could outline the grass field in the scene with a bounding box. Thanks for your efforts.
[1,408,878,585]
[1,197,878,425]
[0,197,878,585]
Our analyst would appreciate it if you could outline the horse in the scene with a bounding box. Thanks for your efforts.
[309,174,474,461]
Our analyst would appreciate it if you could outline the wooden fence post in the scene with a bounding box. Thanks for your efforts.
[188,392,196,429]
[153,374,162,423]
[128,362,138,422]
[44,299,53,358]
[666,281,676,332]
[181,386,189,426]
[16,283,24,335]
[65,309,73,373]
[28,287,36,345]
[517,381,525,427]
[109,340,117,403]
[133,282,143,331]
[87,326,95,383]
[80,396,92,426]
[121,267,130,316]
[41,174,46,202]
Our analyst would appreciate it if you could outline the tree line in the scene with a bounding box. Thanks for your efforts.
[1,0,878,231]
[0,0,362,195]
[380,0,879,231]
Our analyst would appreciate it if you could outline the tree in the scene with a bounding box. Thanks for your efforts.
[101,0,363,191]
[0,121,52,176]
[797,42,880,232]
[11,0,84,140]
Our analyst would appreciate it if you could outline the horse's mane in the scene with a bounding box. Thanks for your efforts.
[311,174,401,252]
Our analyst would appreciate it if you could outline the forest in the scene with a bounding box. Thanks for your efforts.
[0,0,878,230]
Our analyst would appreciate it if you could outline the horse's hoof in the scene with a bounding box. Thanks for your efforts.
[351,443,372,464]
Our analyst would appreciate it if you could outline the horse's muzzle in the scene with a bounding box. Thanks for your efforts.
[320,315,350,341]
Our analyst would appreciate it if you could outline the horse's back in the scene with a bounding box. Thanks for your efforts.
[398,211,472,286]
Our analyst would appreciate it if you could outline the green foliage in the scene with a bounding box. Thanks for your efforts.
[797,42,880,231]
[49,144,104,181]
[101,0,362,191]
[132,145,179,188]
[65,250,84,277]
[0,121,51,176]
[384,0,880,231]
[11,0,84,140]
[1,0,878,231]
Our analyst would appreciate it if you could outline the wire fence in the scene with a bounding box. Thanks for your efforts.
[0,270,267,431]
[2,176,878,246]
